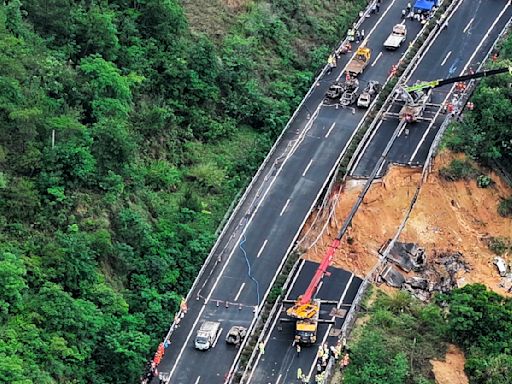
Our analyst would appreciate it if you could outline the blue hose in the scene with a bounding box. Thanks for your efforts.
[239,233,261,305]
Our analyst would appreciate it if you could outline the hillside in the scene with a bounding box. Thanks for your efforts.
[0,1,366,383]
[303,153,512,296]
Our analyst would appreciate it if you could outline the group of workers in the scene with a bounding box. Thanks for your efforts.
[402,2,438,25]
[141,340,170,384]
[337,0,382,56]
[293,340,350,383]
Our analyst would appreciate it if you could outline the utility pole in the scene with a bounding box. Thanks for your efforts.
[51,129,55,149]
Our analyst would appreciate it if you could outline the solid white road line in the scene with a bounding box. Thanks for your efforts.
[409,1,511,163]
[440,51,451,66]
[246,304,283,383]
[276,373,283,384]
[306,274,355,380]
[194,376,201,384]
[279,199,291,216]
[371,51,383,67]
[463,17,474,33]
[234,283,246,302]
[336,0,398,81]
[325,122,336,138]
[256,240,268,258]
[247,260,307,383]
[285,260,306,300]
[212,328,223,349]
[302,159,314,177]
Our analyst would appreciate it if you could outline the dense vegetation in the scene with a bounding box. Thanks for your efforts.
[444,34,512,174]
[341,291,447,384]
[340,285,512,384]
[0,1,367,383]
[440,285,512,384]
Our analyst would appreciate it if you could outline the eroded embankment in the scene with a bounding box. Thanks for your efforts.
[300,151,512,296]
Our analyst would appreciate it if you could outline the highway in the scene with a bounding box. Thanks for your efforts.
[352,0,512,177]
[152,1,421,383]
[244,0,512,382]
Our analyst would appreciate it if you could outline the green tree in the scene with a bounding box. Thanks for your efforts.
[0,252,27,319]
[344,330,409,384]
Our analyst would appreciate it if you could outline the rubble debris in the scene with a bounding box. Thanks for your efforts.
[302,152,512,297]
[382,247,471,301]
[493,257,508,277]
[387,241,426,272]
[380,265,406,288]
[330,308,347,318]
[405,276,428,290]
[403,285,431,302]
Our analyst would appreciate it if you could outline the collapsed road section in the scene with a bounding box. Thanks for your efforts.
[241,0,511,383]
[149,1,423,383]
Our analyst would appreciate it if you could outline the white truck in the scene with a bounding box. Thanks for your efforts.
[194,321,221,350]
[384,24,407,50]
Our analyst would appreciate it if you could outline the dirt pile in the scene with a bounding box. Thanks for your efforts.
[431,344,469,384]
[301,151,512,296]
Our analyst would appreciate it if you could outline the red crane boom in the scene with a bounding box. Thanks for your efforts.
[299,238,340,305]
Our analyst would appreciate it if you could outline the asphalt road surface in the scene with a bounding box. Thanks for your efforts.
[246,263,362,384]
[352,0,512,178]
[152,1,421,383]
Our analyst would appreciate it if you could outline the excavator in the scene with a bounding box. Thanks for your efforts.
[282,239,341,345]
[395,66,511,122]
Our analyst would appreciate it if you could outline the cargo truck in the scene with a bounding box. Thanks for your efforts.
[346,47,371,76]
[194,321,221,350]
[384,24,407,50]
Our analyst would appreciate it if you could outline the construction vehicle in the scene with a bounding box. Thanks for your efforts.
[357,80,381,108]
[396,66,511,122]
[384,24,407,50]
[294,299,321,344]
[194,321,221,350]
[346,47,372,77]
[283,240,340,345]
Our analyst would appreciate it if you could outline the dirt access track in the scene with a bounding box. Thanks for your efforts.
[300,150,512,297]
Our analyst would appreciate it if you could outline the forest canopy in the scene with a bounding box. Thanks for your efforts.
[0,1,366,382]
